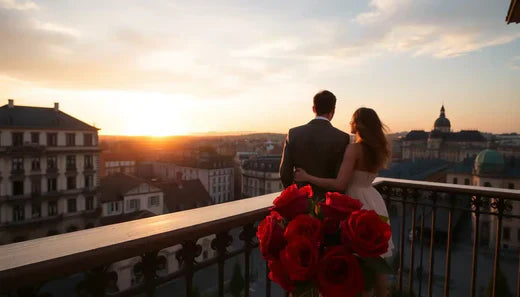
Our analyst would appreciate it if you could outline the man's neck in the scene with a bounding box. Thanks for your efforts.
[314,116,330,121]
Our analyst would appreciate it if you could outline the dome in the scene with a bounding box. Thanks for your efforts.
[434,117,451,128]
[474,149,505,175]
[434,105,451,131]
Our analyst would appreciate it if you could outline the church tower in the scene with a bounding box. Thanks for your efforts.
[433,105,451,133]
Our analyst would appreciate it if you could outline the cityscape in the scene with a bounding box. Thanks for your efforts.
[0,1,520,297]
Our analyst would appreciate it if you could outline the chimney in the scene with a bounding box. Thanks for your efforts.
[54,102,59,111]
[176,172,183,189]
[8,99,14,108]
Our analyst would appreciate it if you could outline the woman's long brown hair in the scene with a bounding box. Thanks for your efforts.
[352,108,391,171]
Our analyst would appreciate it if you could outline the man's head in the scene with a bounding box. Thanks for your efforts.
[312,90,336,120]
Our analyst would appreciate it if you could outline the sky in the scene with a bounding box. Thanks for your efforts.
[0,0,519,136]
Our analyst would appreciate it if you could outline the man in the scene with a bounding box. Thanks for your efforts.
[279,90,350,198]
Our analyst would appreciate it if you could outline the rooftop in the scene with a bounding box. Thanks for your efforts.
[154,179,213,212]
[0,101,98,131]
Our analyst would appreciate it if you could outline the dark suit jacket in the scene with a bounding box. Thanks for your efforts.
[279,119,349,198]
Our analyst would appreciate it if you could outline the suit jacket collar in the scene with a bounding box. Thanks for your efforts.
[308,119,332,127]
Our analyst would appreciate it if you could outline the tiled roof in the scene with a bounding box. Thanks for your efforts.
[445,130,486,142]
[0,104,98,131]
[379,159,452,180]
[154,180,213,212]
[404,130,429,141]
[99,173,150,202]
[100,210,155,226]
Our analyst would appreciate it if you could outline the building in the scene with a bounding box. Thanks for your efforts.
[98,173,165,225]
[447,149,520,250]
[154,176,213,212]
[401,105,488,162]
[146,153,234,204]
[0,100,100,244]
[241,156,283,198]
[98,173,214,293]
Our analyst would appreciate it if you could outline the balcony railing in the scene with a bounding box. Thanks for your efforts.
[0,178,519,297]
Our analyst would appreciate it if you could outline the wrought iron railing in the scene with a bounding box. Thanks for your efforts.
[0,178,519,297]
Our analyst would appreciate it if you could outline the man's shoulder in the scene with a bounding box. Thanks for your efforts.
[288,124,310,135]
[330,126,349,140]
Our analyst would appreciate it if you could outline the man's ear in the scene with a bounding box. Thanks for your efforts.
[312,106,317,115]
[329,109,335,120]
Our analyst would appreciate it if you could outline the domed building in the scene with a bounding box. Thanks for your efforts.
[434,105,451,133]
[402,105,488,162]
[447,149,520,250]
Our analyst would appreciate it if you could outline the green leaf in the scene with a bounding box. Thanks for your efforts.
[292,282,319,297]
[360,257,394,275]
[379,215,389,223]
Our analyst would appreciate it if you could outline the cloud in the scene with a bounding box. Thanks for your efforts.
[0,0,37,10]
[511,57,520,70]
[352,0,520,58]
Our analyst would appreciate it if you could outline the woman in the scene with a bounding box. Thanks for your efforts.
[294,107,393,297]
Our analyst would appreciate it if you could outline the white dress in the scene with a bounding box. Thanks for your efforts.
[345,170,394,258]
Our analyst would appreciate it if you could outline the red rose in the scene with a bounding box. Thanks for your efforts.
[257,211,286,260]
[268,260,295,292]
[341,210,391,258]
[316,246,364,297]
[284,214,322,244]
[280,236,319,281]
[271,184,312,219]
[322,218,340,235]
[319,192,363,221]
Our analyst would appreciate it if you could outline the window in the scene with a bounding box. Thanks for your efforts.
[84,155,93,169]
[31,132,40,144]
[31,158,40,171]
[504,227,511,241]
[67,176,76,190]
[85,175,94,189]
[66,133,76,146]
[108,202,119,214]
[464,178,470,185]
[84,134,93,146]
[149,196,160,207]
[13,205,25,222]
[48,201,58,216]
[31,180,41,195]
[66,155,76,170]
[509,183,515,189]
[12,132,23,146]
[13,181,24,196]
[452,178,458,184]
[12,157,24,171]
[67,198,77,213]
[47,133,57,146]
[127,199,140,211]
[47,156,57,169]
[32,203,41,218]
[47,178,57,192]
[86,196,94,211]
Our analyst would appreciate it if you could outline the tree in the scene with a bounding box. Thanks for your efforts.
[482,268,513,297]
[229,263,245,297]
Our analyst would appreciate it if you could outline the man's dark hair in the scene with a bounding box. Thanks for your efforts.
[313,90,336,115]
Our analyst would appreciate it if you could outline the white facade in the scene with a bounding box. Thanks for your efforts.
[0,105,100,243]
[149,161,233,204]
[101,182,164,217]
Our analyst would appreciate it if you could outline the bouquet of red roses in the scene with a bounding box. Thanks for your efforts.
[257,184,393,297]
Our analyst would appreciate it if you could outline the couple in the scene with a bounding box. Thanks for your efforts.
[279,90,393,297]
